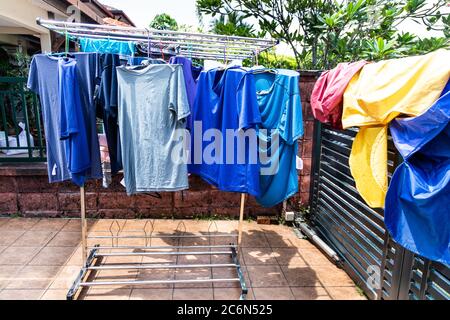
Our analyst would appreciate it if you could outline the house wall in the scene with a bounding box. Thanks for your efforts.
[0,72,319,219]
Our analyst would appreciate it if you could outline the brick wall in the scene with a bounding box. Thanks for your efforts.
[0,72,319,218]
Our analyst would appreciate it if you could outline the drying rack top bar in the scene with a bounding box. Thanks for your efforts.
[36,18,278,59]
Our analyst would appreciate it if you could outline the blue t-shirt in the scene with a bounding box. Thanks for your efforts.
[27,53,102,183]
[245,69,303,207]
[189,67,261,196]
[58,59,91,186]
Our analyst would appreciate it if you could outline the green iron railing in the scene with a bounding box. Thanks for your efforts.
[0,76,46,162]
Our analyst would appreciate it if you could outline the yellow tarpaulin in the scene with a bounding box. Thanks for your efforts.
[342,49,450,208]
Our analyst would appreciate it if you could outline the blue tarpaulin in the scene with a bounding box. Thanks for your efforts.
[385,81,450,265]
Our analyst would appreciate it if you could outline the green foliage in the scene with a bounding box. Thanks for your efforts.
[211,11,255,37]
[197,0,450,69]
[254,50,298,69]
[149,13,179,31]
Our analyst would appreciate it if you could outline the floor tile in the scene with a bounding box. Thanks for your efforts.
[29,246,77,266]
[273,248,307,266]
[48,265,81,290]
[173,288,213,300]
[240,232,270,248]
[83,288,131,300]
[213,287,253,300]
[130,288,173,300]
[0,246,41,265]
[12,231,56,247]
[0,289,45,300]
[30,219,68,232]
[246,265,288,287]
[242,247,278,265]
[47,232,81,247]
[252,287,294,300]
[0,218,38,231]
[290,286,332,300]
[314,266,355,287]
[174,268,213,288]
[299,248,334,266]
[0,231,25,246]
[327,286,366,300]
[134,268,175,289]
[5,265,60,289]
[41,289,68,300]
[0,266,22,289]
[280,265,322,287]
[212,267,242,288]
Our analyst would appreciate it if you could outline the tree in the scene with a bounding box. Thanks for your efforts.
[211,11,256,37]
[149,13,179,31]
[196,0,450,69]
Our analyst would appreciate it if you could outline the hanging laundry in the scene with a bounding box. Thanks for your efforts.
[80,38,135,56]
[95,53,123,174]
[385,81,450,264]
[27,53,102,183]
[342,49,450,208]
[311,60,368,129]
[189,67,261,196]
[116,64,190,194]
[58,58,91,186]
[169,56,202,130]
[245,69,303,207]
[127,57,166,66]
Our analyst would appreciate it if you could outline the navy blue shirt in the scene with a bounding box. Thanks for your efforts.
[58,59,91,186]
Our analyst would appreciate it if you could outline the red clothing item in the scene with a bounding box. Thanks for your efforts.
[311,61,368,129]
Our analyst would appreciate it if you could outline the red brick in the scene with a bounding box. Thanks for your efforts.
[97,209,136,219]
[174,190,210,208]
[301,157,312,175]
[300,175,311,193]
[209,207,242,218]
[187,174,212,190]
[22,210,61,218]
[58,192,97,211]
[0,193,17,213]
[301,140,313,158]
[304,121,314,140]
[300,192,311,205]
[173,207,211,219]
[98,192,135,209]
[248,206,279,217]
[134,193,172,208]
[96,175,125,192]
[57,179,98,193]
[209,191,241,207]
[135,207,173,218]
[18,193,58,211]
[0,177,16,192]
[16,176,57,193]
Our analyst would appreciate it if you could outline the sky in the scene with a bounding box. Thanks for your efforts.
[99,0,448,57]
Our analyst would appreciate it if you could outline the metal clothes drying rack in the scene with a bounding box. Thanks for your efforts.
[36,19,278,300]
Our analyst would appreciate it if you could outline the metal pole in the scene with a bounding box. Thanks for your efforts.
[238,193,246,247]
[80,185,87,264]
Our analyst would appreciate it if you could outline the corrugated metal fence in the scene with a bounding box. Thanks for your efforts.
[308,121,450,300]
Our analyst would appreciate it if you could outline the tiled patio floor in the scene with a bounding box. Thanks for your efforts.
[0,218,366,300]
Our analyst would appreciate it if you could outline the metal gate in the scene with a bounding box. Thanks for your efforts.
[308,121,450,300]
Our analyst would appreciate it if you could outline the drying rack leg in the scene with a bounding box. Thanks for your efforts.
[80,185,88,264]
[238,193,246,247]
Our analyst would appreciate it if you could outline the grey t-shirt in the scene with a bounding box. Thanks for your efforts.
[116,64,190,194]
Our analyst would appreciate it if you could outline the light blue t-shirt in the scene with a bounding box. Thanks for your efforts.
[116,64,190,194]
[80,38,135,56]
[27,53,102,183]
[58,58,91,186]
[247,69,303,207]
